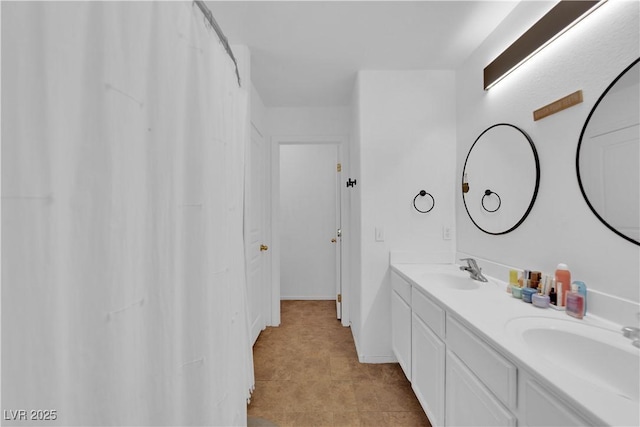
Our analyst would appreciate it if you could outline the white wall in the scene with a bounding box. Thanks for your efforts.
[354,70,457,361]
[268,106,351,137]
[455,0,640,326]
[251,83,268,136]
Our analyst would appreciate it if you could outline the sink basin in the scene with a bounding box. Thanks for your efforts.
[506,317,640,402]
[420,270,481,290]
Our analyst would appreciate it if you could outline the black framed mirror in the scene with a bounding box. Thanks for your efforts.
[576,58,640,246]
[462,123,540,235]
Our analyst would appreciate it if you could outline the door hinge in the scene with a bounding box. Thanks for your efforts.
[337,163,342,172]
[337,293,342,303]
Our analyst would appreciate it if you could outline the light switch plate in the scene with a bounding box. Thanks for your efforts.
[375,227,385,242]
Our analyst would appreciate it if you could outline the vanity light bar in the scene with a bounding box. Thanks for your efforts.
[484,0,606,90]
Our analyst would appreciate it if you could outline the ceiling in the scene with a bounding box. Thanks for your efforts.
[206,1,521,107]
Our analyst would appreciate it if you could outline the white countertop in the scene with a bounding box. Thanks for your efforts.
[391,263,640,427]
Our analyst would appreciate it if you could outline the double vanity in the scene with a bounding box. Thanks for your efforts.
[390,262,640,427]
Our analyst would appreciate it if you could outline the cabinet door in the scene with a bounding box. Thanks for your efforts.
[412,313,445,427]
[522,379,591,426]
[446,351,516,427]
[446,315,517,409]
[391,289,411,379]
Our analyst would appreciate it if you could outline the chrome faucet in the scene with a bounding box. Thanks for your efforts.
[459,258,488,282]
[622,313,640,348]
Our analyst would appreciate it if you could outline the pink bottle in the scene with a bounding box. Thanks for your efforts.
[555,263,571,307]
[566,284,585,319]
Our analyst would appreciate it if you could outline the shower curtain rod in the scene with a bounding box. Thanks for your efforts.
[194,0,241,87]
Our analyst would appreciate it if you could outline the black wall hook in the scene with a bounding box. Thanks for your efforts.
[413,190,435,213]
[346,178,357,188]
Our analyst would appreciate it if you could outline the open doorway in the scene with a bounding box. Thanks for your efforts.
[271,137,348,326]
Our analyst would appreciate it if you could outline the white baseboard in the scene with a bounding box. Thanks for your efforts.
[358,354,397,364]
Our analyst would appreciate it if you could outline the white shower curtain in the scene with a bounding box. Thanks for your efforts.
[2,1,253,425]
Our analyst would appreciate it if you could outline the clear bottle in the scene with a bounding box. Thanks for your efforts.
[555,263,571,307]
[566,284,585,319]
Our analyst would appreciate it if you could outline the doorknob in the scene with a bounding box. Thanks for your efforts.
[260,244,269,251]
[331,238,337,243]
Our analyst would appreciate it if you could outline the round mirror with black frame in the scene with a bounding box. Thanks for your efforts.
[576,57,640,246]
[462,123,540,235]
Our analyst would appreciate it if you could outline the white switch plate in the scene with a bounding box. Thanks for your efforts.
[375,227,385,242]
[443,226,452,240]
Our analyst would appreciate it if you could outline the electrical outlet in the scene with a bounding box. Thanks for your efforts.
[375,227,385,242]
[443,226,452,240]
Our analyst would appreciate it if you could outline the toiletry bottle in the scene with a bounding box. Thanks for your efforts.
[541,275,550,295]
[522,270,530,288]
[507,269,518,293]
[572,281,587,314]
[549,287,557,306]
[517,273,523,288]
[556,282,564,308]
[530,271,541,289]
[555,264,571,306]
[566,284,585,319]
[509,270,518,284]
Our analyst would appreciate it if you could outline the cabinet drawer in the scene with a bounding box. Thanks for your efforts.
[391,271,411,304]
[411,287,445,339]
[447,314,517,410]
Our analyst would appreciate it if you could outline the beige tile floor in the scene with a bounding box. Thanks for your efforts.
[247,300,432,427]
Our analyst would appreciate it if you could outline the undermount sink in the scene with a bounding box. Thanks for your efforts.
[506,317,640,402]
[420,269,481,290]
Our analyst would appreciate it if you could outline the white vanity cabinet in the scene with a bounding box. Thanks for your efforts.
[390,266,596,427]
[411,298,445,426]
[391,272,412,379]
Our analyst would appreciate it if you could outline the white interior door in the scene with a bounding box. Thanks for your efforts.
[246,124,268,345]
[279,144,341,311]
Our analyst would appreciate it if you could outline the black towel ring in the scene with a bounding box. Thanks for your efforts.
[413,190,435,213]
[482,189,501,213]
